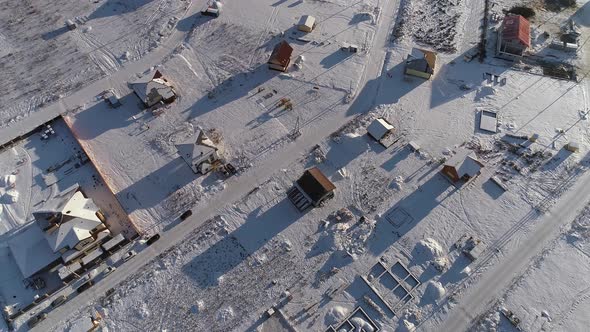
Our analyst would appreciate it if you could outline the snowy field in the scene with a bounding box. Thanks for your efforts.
[1,0,590,331]
[0,0,189,129]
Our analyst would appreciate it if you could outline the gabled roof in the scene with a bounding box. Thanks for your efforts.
[502,15,530,47]
[444,150,484,178]
[34,187,103,252]
[406,48,436,73]
[176,130,218,163]
[367,118,394,140]
[269,41,293,67]
[296,167,335,203]
[130,70,175,106]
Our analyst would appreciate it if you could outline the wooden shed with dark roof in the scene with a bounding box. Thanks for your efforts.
[268,40,294,72]
[288,167,335,211]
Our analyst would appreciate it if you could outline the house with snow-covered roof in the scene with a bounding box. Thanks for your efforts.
[441,149,484,183]
[8,184,110,278]
[130,70,177,107]
[176,130,220,174]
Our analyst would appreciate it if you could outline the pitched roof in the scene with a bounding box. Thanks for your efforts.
[367,118,394,140]
[406,48,436,73]
[444,150,484,178]
[502,15,530,47]
[130,70,175,106]
[176,130,218,163]
[34,187,103,252]
[269,41,293,67]
[8,225,61,278]
[296,167,335,203]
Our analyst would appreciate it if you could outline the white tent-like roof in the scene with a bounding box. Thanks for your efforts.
[367,118,394,141]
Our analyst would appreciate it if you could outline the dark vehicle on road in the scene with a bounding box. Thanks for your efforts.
[51,295,67,308]
[27,313,47,328]
[77,280,94,294]
[180,210,192,220]
[146,234,160,245]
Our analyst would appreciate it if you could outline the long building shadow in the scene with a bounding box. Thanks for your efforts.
[186,64,275,119]
[69,93,141,140]
[181,198,304,287]
[115,157,196,213]
[88,0,155,21]
[368,172,457,255]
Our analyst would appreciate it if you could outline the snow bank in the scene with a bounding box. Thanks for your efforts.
[325,306,349,326]
[423,281,446,303]
[397,319,416,332]
[412,238,444,263]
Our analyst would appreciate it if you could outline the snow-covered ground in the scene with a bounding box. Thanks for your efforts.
[64,0,379,234]
[0,0,189,129]
[2,0,590,331]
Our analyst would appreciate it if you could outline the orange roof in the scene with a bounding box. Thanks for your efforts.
[502,15,530,48]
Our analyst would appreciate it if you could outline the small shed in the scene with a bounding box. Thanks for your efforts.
[565,141,580,153]
[297,15,316,32]
[367,118,395,147]
[288,167,335,211]
[405,48,436,79]
[130,70,177,107]
[497,15,530,59]
[268,41,294,72]
[479,110,498,133]
[176,130,220,174]
[441,149,484,183]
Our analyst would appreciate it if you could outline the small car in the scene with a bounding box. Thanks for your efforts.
[180,210,192,221]
[28,312,48,328]
[77,280,94,293]
[123,250,136,262]
[103,266,116,276]
[145,234,160,246]
[51,295,67,308]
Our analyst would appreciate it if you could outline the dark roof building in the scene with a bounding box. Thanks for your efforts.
[268,41,294,72]
[288,167,336,211]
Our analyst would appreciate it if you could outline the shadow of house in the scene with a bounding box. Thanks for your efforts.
[187,63,275,119]
[572,1,590,27]
[429,47,501,109]
[320,50,353,69]
[381,148,411,172]
[115,157,196,214]
[41,26,69,41]
[182,198,303,287]
[369,173,457,255]
[88,0,155,21]
[346,60,425,116]
[68,95,140,140]
[175,12,215,32]
[324,134,371,177]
